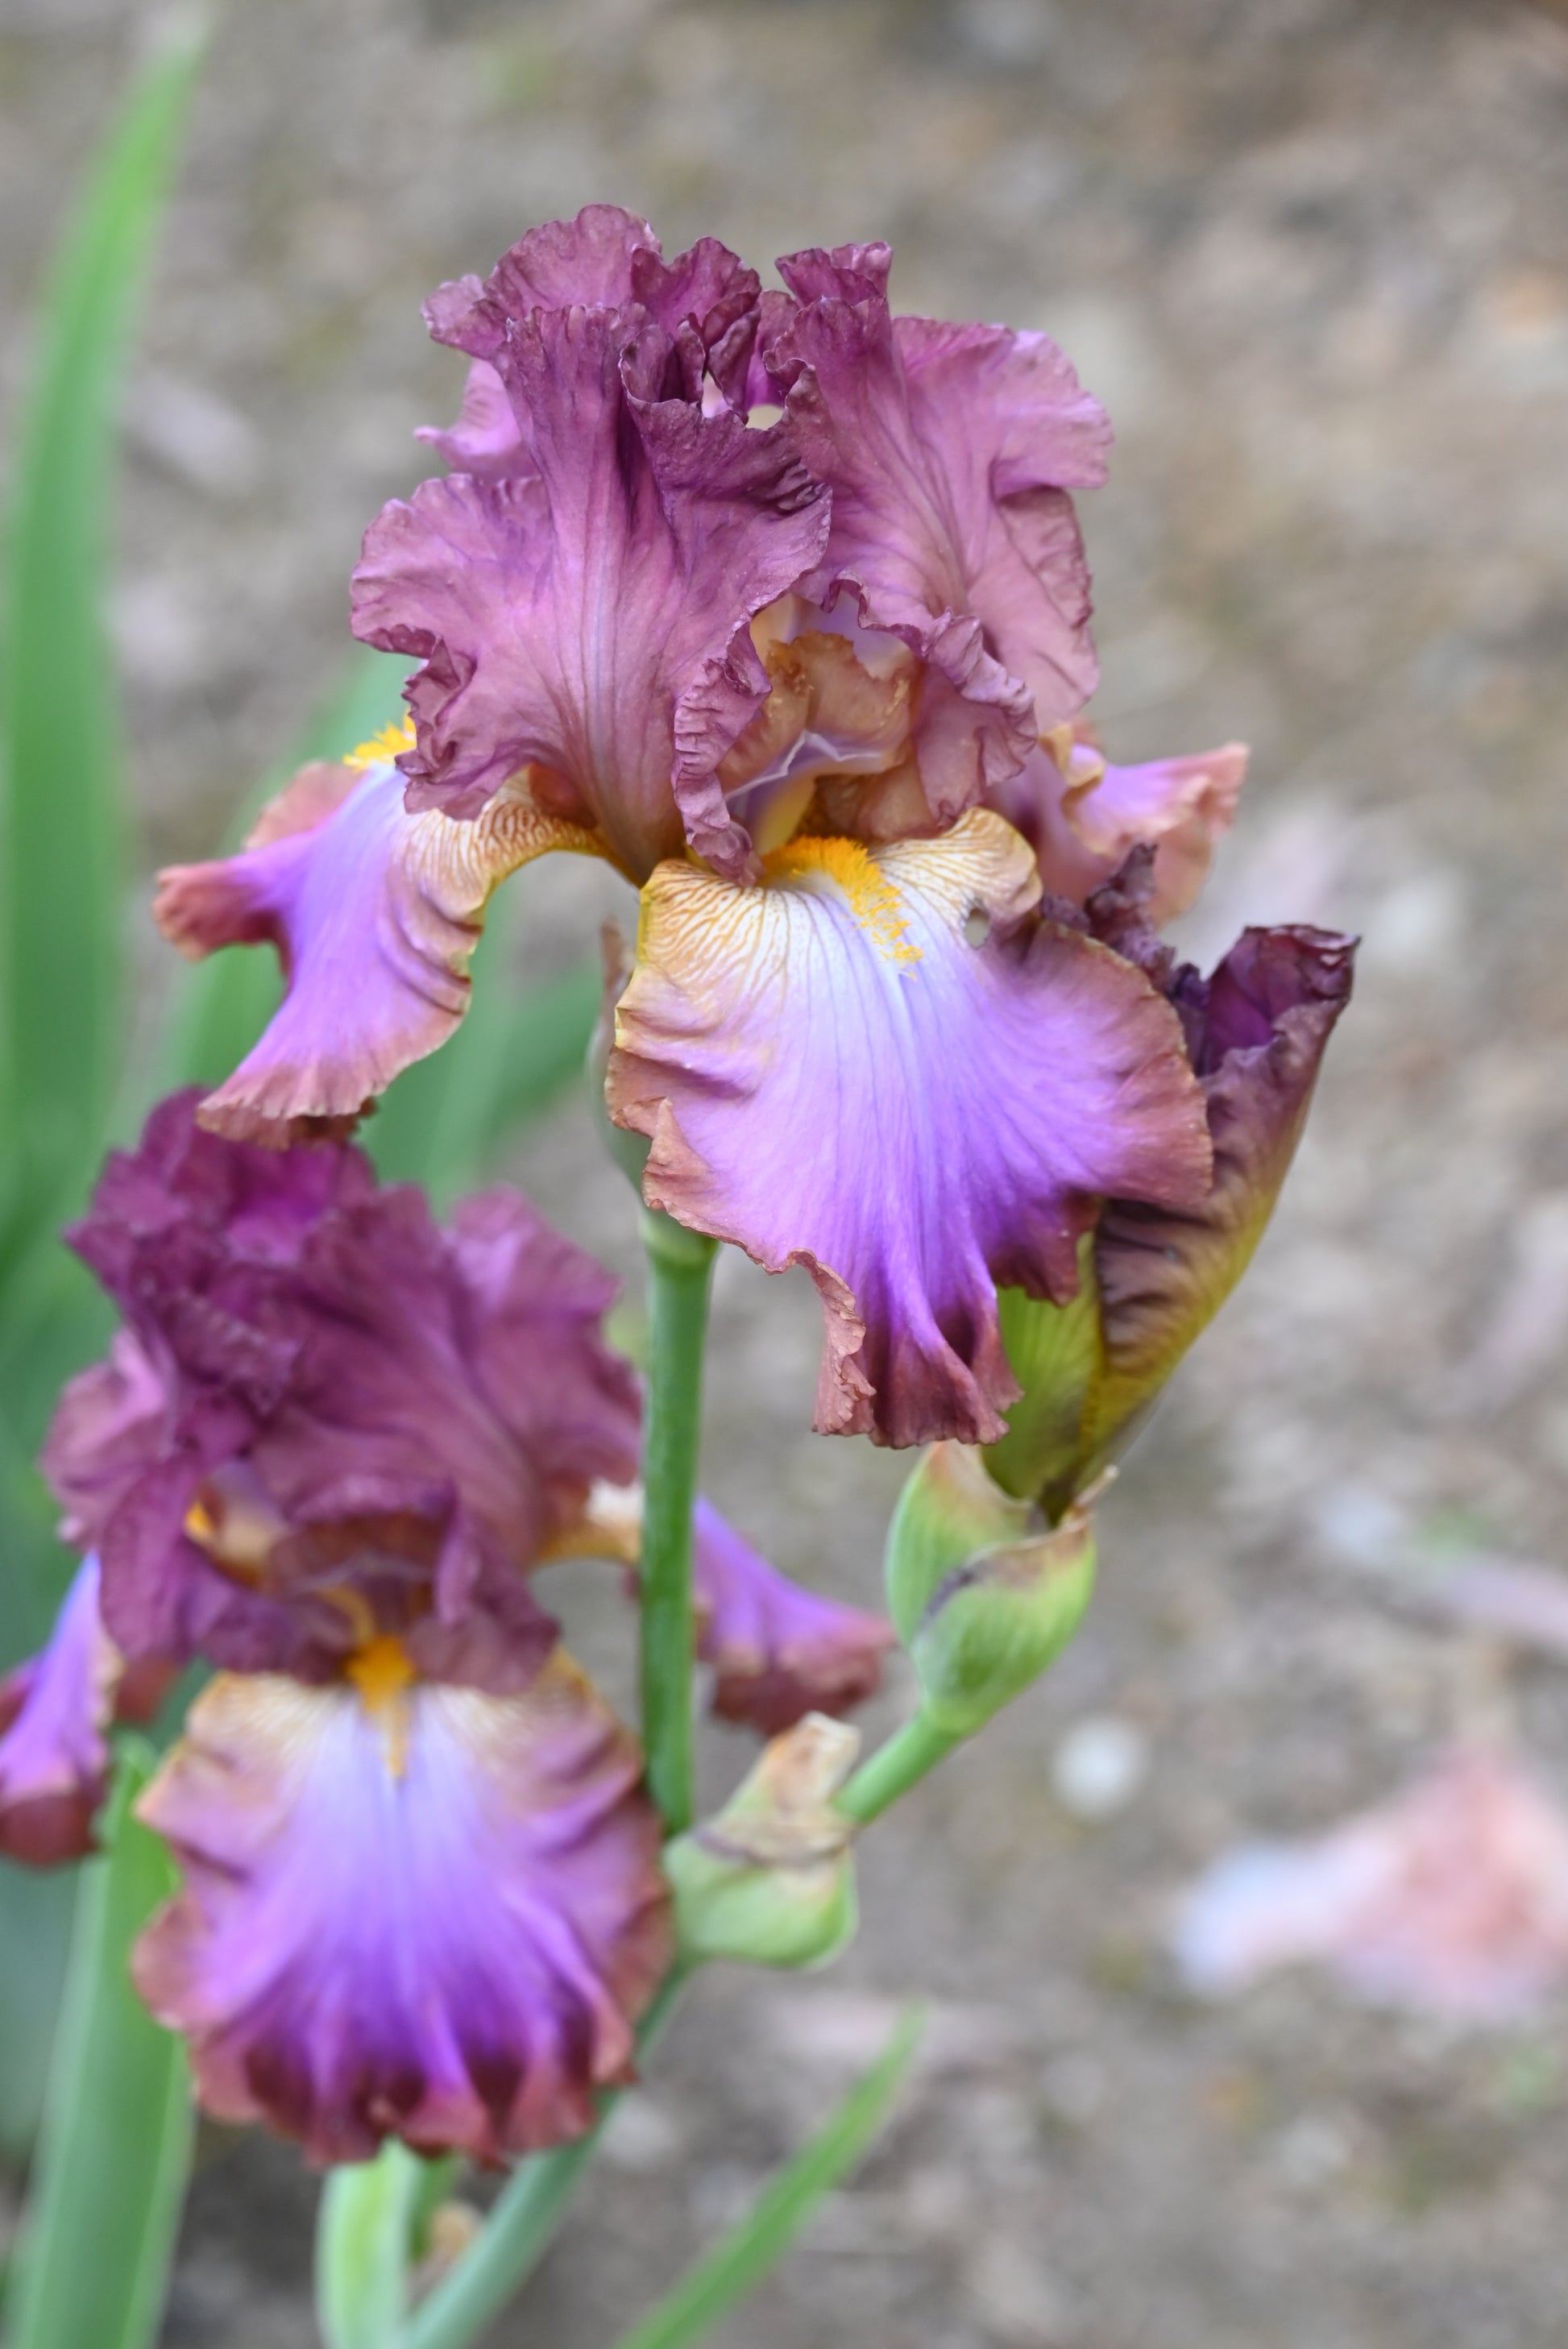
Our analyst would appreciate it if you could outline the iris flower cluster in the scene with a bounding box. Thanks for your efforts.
[2,207,1353,2173]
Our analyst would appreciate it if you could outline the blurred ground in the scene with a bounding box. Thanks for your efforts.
[5,0,1568,2343]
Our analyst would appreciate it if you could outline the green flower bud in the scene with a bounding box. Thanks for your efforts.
[664,1715,861,1970]
[981,1236,1101,1517]
[885,1442,1097,1737]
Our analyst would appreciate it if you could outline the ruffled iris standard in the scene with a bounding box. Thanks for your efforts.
[154,208,1249,1455]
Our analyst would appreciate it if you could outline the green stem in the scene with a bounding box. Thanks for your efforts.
[638,1209,717,1836]
[834,1712,961,1828]
[402,1972,690,2349]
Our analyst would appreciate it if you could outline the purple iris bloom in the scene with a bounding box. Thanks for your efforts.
[13,1098,890,2158]
[150,210,1236,1450]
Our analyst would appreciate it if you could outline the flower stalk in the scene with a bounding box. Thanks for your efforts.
[638,1209,718,1836]
[834,1713,963,1830]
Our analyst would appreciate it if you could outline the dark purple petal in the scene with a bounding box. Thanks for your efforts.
[42,1330,168,1551]
[56,1097,638,1680]
[692,1500,892,1735]
[133,1654,671,2163]
[1084,924,1356,1467]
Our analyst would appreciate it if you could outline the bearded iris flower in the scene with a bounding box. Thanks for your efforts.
[0,1096,883,2160]
[156,206,1229,1453]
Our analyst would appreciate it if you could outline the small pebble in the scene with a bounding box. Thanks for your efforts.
[1051,1718,1148,1820]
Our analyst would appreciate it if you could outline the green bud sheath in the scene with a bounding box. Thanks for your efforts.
[883,1440,1033,1647]
[665,1716,861,1971]
[886,1444,1097,1738]
[982,1234,1101,1515]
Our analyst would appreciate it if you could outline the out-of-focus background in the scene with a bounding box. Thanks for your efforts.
[5,0,1568,2342]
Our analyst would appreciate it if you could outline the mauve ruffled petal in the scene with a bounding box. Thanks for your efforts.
[0,1558,171,1866]
[415,358,526,481]
[608,809,1210,1447]
[692,1500,892,1735]
[156,757,594,1146]
[991,728,1248,923]
[42,1330,168,1551]
[762,252,1110,815]
[57,1098,638,1680]
[133,1654,670,2162]
[429,207,761,410]
[354,298,827,881]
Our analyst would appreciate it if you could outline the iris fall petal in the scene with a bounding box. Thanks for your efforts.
[692,1499,893,1734]
[0,1558,168,1866]
[133,1653,670,2164]
[156,758,590,1145]
[608,808,1211,1446]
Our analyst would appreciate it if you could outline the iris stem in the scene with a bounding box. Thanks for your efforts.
[637,1207,717,1837]
[401,1969,691,2349]
[834,1712,962,1828]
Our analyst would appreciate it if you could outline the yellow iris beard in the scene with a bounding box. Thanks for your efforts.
[765,835,923,969]
[346,1633,417,1778]
[344,712,417,771]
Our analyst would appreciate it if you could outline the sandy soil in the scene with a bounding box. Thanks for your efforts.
[6,0,1568,2342]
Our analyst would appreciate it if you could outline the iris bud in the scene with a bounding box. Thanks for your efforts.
[664,1714,861,1970]
[885,1442,1097,1738]
[981,1235,1101,1519]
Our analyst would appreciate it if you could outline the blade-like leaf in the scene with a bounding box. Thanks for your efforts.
[0,1870,75,2168]
[1,1741,193,2349]
[607,2007,923,2349]
[0,19,206,1264]
[369,932,600,1204]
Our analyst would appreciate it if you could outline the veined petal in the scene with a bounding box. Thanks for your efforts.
[133,1653,670,2164]
[155,757,593,1144]
[765,255,1110,814]
[425,206,759,409]
[608,809,1210,1446]
[0,1558,168,1866]
[353,305,828,880]
[992,728,1248,922]
[1085,925,1355,1462]
[692,1500,893,1735]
